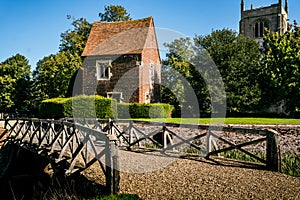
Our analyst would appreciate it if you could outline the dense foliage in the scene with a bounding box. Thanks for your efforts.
[59,18,92,56]
[32,52,82,101]
[0,54,31,113]
[99,5,132,22]
[30,18,92,112]
[195,29,262,113]
[117,103,174,119]
[260,21,300,115]
[162,29,262,115]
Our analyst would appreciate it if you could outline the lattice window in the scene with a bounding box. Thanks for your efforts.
[254,20,270,38]
[96,60,111,80]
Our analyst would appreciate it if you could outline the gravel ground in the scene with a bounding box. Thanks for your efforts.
[83,150,300,200]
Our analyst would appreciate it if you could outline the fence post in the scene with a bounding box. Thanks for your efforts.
[106,135,120,194]
[266,129,280,172]
[206,131,212,154]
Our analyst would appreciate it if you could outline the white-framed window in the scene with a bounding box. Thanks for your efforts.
[145,91,150,104]
[96,60,112,80]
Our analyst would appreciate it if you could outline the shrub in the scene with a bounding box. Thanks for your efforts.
[281,152,300,177]
[72,95,116,119]
[39,95,116,119]
[39,97,71,119]
[117,103,173,119]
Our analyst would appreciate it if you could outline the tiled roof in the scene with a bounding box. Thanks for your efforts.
[82,17,154,56]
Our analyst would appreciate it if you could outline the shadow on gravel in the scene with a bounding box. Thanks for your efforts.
[0,144,107,200]
[181,155,266,170]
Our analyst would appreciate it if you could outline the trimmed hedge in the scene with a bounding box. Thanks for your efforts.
[39,97,71,119]
[39,96,173,119]
[117,103,173,119]
[39,95,116,119]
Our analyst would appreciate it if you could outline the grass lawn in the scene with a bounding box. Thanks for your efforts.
[138,118,300,125]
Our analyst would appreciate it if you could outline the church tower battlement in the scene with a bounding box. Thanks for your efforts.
[240,0,288,40]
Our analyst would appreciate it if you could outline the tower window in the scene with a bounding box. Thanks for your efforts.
[255,23,259,37]
[254,20,269,38]
[260,22,264,37]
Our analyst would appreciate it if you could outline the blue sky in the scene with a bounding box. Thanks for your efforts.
[0,0,299,69]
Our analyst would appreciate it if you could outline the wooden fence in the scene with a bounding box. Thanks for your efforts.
[1,118,120,194]
[1,118,282,196]
[67,119,281,172]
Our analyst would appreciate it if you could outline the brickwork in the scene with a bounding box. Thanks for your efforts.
[82,54,140,102]
[81,17,161,103]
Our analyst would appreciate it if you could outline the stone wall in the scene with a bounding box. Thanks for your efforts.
[240,3,288,38]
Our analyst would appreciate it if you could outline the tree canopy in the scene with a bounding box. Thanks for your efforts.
[59,18,92,56]
[0,54,31,112]
[163,29,262,115]
[99,5,132,22]
[162,37,210,117]
[32,16,92,108]
[261,21,300,115]
[33,51,82,101]
[195,29,262,113]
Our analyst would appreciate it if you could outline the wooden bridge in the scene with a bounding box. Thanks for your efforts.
[0,118,120,194]
[0,118,281,195]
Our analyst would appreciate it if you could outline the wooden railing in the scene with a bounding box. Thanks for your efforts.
[1,118,120,194]
[1,118,282,195]
[67,118,281,172]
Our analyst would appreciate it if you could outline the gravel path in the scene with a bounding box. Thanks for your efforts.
[83,150,300,200]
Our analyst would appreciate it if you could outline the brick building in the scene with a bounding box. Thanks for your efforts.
[81,17,161,103]
[239,0,288,46]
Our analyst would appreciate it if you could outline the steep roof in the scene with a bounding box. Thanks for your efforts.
[82,17,155,56]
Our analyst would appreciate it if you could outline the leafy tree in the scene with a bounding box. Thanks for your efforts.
[261,21,300,115]
[59,18,92,56]
[0,54,31,112]
[32,17,92,107]
[162,38,210,116]
[33,52,81,102]
[194,29,262,113]
[99,5,132,22]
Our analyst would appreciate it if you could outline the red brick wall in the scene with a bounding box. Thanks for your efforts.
[140,26,161,103]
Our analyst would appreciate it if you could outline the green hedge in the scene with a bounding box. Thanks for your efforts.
[39,95,116,119]
[117,103,173,119]
[39,96,173,119]
[39,97,71,119]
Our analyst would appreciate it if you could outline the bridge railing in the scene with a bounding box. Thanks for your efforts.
[65,118,280,172]
[1,118,120,194]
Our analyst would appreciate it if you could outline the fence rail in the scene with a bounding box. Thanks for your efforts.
[0,118,282,196]
[1,118,120,194]
[66,118,281,172]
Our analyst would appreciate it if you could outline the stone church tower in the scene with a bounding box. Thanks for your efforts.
[239,0,288,42]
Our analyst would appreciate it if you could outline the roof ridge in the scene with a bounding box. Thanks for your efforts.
[93,16,153,25]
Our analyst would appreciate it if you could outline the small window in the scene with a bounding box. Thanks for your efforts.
[255,23,259,38]
[254,20,269,38]
[107,92,122,103]
[260,22,264,37]
[96,61,111,80]
[145,92,150,104]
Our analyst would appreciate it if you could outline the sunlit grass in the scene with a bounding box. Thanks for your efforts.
[137,118,300,125]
